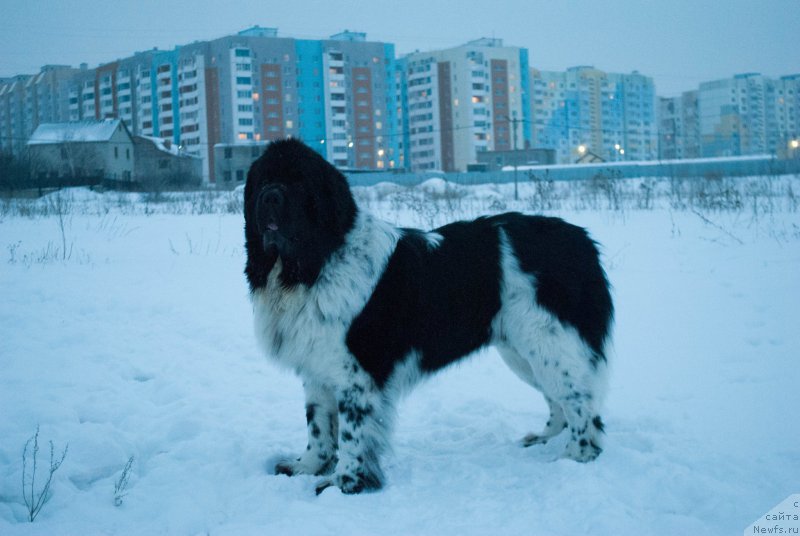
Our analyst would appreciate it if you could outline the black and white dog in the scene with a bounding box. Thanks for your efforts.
[244,139,613,495]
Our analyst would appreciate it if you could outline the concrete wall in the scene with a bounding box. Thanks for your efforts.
[344,156,800,187]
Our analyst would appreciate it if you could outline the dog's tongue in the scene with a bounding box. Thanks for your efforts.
[267,223,279,231]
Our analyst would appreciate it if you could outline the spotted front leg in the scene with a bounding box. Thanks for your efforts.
[275,383,338,477]
[315,381,391,495]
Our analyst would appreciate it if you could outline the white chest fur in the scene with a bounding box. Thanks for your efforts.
[252,213,399,383]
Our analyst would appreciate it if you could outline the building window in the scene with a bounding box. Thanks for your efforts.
[236,170,244,181]
[114,147,119,159]
[224,148,232,159]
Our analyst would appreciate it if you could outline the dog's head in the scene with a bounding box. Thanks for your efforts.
[244,138,357,291]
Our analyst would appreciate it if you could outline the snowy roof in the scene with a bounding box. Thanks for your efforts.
[135,135,201,159]
[136,135,180,156]
[27,119,126,145]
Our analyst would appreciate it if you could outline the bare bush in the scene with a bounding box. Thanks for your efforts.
[526,170,559,211]
[114,456,135,507]
[22,426,68,522]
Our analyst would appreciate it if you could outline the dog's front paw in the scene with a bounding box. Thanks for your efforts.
[315,470,383,495]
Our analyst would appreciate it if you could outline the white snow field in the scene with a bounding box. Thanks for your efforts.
[1,178,798,535]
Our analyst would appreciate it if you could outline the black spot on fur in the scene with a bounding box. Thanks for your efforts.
[338,399,372,428]
[305,404,316,424]
[592,416,605,433]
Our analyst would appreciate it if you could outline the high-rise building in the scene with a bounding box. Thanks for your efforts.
[1,26,402,185]
[0,65,78,155]
[776,74,799,158]
[530,66,657,163]
[697,72,800,158]
[400,38,531,172]
[658,91,700,160]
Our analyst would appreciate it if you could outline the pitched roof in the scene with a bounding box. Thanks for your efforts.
[27,119,128,145]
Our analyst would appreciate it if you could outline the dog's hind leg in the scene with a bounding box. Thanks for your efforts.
[532,333,607,463]
[275,382,338,477]
[496,346,566,446]
[500,325,607,462]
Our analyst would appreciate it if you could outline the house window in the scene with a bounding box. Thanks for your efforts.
[236,170,244,181]
[126,148,130,160]
[114,147,119,159]
[224,148,232,159]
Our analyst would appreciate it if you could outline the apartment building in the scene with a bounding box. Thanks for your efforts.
[658,90,700,160]
[777,74,800,157]
[699,73,772,157]
[1,26,401,185]
[0,65,78,155]
[530,66,657,163]
[697,73,800,158]
[400,38,531,172]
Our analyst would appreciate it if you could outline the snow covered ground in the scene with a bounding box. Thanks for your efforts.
[1,179,798,535]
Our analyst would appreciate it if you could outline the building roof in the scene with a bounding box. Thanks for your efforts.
[27,119,127,145]
[134,135,200,159]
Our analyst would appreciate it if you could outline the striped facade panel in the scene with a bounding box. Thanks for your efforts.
[260,64,284,140]
[437,61,455,171]
[491,59,510,150]
[352,67,375,168]
[204,67,221,183]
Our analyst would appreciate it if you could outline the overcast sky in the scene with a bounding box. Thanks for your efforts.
[1,0,797,97]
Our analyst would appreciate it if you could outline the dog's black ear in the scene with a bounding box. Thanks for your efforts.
[276,148,357,288]
[313,152,358,240]
[244,158,278,292]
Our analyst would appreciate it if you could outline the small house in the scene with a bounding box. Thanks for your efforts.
[27,119,134,186]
